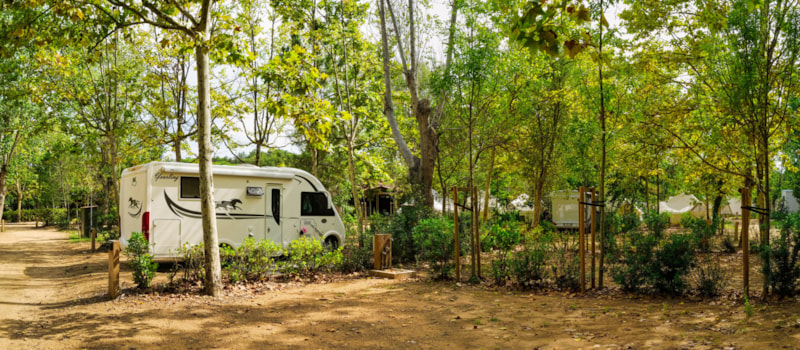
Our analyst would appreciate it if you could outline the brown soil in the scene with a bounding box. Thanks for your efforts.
[1,223,800,349]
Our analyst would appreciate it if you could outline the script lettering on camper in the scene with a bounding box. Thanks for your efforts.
[155,170,179,183]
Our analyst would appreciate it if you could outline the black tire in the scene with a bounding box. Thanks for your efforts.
[324,236,340,251]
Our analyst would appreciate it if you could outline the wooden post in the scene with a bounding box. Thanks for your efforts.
[474,186,481,279]
[91,228,96,252]
[374,234,392,270]
[108,240,120,299]
[579,187,586,293]
[740,188,750,297]
[590,188,596,289]
[453,187,460,281]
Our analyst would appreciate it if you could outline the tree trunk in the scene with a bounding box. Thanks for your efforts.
[347,141,364,243]
[196,19,222,297]
[16,178,22,222]
[597,2,607,289]
[482,147,495,223]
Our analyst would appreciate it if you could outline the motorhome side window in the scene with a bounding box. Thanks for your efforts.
[180,177,200,199]
[301,192,334,216]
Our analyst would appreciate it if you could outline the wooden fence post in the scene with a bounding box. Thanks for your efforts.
[474,186,481,279]
[579,187,586,293]
[591,188,596,289]
[108,240,120,299]
[740,187,750,297]
[453,187,460,282]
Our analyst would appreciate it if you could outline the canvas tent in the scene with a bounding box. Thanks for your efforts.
[658,194,707,225]
[778,190,799,213]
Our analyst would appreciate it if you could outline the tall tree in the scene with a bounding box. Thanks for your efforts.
[378,0,458,207]
[94,0,251,296]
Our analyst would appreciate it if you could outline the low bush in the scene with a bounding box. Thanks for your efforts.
[692,256,728,298]
[413,216,455,279]
[643,210,670,238]
[487,222,522,285]
[509,229,552,289]
[222,238,282,283]
[285,236,343,277]
[767,213,800,298]
[124,232,158,289]
[611,231,697,294]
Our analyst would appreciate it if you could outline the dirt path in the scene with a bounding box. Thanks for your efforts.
[2,224,800,349]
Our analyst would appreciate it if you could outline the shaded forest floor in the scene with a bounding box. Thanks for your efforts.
[1,223,799,349]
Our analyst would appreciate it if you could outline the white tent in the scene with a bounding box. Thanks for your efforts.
[658,194,707,225]
[779,190,799,213]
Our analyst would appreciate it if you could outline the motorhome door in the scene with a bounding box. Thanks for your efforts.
[266,185,282,245]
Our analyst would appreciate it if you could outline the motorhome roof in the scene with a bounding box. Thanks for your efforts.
[129,161,301,180]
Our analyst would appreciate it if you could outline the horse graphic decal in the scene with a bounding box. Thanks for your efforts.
[215,198,242,211]
[164,191,263,220]
[128,197,142,218]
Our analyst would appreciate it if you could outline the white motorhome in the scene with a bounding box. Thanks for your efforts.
[119,161,346,260]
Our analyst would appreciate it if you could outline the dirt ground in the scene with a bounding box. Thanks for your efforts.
[2,223,800,350]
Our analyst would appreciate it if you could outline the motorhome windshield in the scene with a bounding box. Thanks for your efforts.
[301,192,334,216]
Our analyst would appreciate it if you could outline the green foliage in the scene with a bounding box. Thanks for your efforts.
[124,232,158,289]
[744,295,754,318]
[413,216,455,280]
[221,238,282,283]
[177,242,206,283]
[286,237,343,277]
[509,229,552,289]
[767,213,800,298]
[486,221,522,285]
[611,231,697,294]
[692,257,728,298]
[385,204,432,263]
[682,216,716,253]
[643,210,670,238]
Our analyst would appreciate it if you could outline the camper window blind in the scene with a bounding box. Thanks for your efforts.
[180,177,201,199]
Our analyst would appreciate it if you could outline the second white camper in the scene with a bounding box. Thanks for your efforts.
[119,162,346,260]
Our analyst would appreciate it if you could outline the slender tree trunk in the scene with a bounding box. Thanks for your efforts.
[482,147,495,223]
[16,178,22,222]
[196,21,222,297]
[597,2,607,289]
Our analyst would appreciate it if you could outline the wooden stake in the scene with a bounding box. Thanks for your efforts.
[453,187,460,282]
[474,186,481,279]
[591,188,596,289]
[108,240,120,299]
[740,187,750,297]
[579,187,586,293]
[91,228,96,252]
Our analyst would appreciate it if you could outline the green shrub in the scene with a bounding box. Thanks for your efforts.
[611,231,697,294]
[413,216,455,279]
[487,222,521,285]
[682,216,716,253]
[611,231,658,292]
[285,237,343,277]
[551,232,580,291]
[767,213,800,298]
[124,232,158,289]
[339,234,374,273]
[692,257,728,298]
[643,210,670,238]
[510,230,551,289]
[386,204,432,263]
[652,233,697,294]
[176,242,205,282]
[222,238,282,283]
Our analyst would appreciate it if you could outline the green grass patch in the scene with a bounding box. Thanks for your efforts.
[68,231,91,243]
